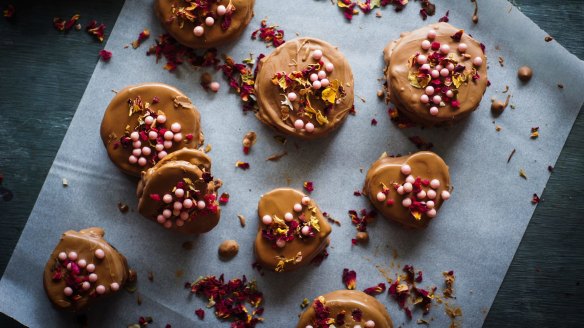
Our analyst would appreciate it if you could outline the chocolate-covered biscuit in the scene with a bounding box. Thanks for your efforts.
[363,151,452,229]
[100,82,204,177]
[137,148,222,233]
[384,23,488,126]
[297,290,393,328]
[254,188,331,272]
[155,0,255,49]
[43,228,131,312]
[255,37,354,139]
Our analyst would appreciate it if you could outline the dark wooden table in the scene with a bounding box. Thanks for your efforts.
[1,0,582,326]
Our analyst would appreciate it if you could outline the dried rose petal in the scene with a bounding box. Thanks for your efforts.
[303,181,314,193]
[363,283,386,296]
[251,19,285,47]
[99,49,112,62]
[194,308,204,320]
[342,268,357,290]
[235,161,250,170]
[86,20,106,43]
[219,193,230,205]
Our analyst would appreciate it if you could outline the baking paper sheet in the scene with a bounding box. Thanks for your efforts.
[2,0,584,326]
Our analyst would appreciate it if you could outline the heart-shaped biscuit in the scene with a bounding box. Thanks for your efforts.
[137,148,222,233]
[254,188,331,272]
[363,151,452,228]
[297,290,393,328]
[43,227,132,312]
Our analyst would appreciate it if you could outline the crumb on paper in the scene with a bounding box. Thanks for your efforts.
[62,178,68,187]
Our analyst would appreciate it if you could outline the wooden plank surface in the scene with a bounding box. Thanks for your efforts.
[0,0,582,326]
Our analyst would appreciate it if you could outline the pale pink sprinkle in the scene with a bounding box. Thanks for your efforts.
[397,186,405,195]
[433,95,442,104]
[110,282,120,291]
[197,200,206,209]
[142,147,152,156]
[365,320,376,328]
[159,150,168,159]
[305,122,315,133]
[430,179,440,189]
[440,68,450,77]
[403,182,413,193]
[262,215,273,225]
[420,63,431,71]
[138,157,147,166]
[276,239,286,248]
[294,119,304,130]
[205,16,215,26]
[156,115,167,124]
[431,69,440,79]
[133,140,141,148]
[68,252,78,261]
[180,211,189,220]
[426,200,435,209]
[175,188,185,198]
[427,209,437,218]
[157,215,166,223]
[420,94,430,103]
[301,226,310,236]
[173,201,183,210]
[82,281,91,290]
[320,78,330,88]
[425,86,435,96]
[77,259,87,268]
[164,220,173,228]
[301,196,311,205]
[417,190,427,199]
[325,62,334,72]
[402,198,412,207]
[430,107,439,116]
[95,249,105,259]
[427,29,437,39]
[441,190,451,200]
[210,82,220,92]
[144,116,154,125]
[89,273,98,282]
[175,219,185,227]
[58,252,67,261]
[446,90,454,98]
[132,148,142,157]
[86,264,96,272]
[64,287,73,296]
[288,92,297,101]
[183,199,193,208]
[162,193,173,204]
[310,73,318,82]
[170,122,181,133]
[130,131,140,141]
[312,80,322,90]
[436,64,443,71]
[193,26,204,37]
[400,164,412,175]
[67,263,72,270]
[318,70,327,79]
[217,5,227,16]
[473,56,483,67]
[164,140,173,149]
[148,131,158,140]
[173,209,180,216]
[416,55,427,65]
[293,203,302,212]
[440,44,450,54]
[447,63,455,71]
[458,43,468,53]
[164,130,174,140]
[421,40,431,50]
[96,285,106,294]
[406,175,415,184]
[376,192,386,202]
[173,133,183,142]
[312,49,323,60]
[163,209,172,218]
[284,212,294,222]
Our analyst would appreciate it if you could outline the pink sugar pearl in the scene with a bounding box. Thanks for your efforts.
[440,68,450,77]
[447,63,455,71]
[417,190,427,199]
[421,40,431,50]
[406,175,415,183]
[148,131,157,140]
[416,55,427,65]
[164,131,174,140]
[473,56,483,66]
[425,86,435,95]
[110,282,120,291]
[310,73,318,82]
[144,116,154,125]
[163,209,172,218]
[293,203,302,212]
[158,151,167,159]
[193,26,204,37]
[210,82,220,92]
[142,147,152,156]
[173,201,183,210]
[276,239,286,248]
[402,198,412,207]
[427,209,437,218]
[138,157,147,166]
[420,63,431,71]
[400,164,411,175]
[183,199,193,208]
[262,215,273,225]
[458,43,468,53]
[130,131,140,141]
[427,29,437,39]
[426,200,435,209]
[64,287,73,296]
[156,115,166,124]
[197,200,206,209]
[172,209,180,216]
[433,95,442,104]
[325,62,334,72]
[376,192,386,202]
[180,211,189,220]
[420,94,429,103]
[164,140,173,149]
[176,219,185,227]
[157,215,166,223]
[217,5,227,16]
[365,320,375,328]
[58,252,67,261]
[94,249,105,259]
[96,285,106,294]
[89,273,98,282]
[318,70,327,79]
[133,140,141,148]
[77,259,87,268]
[301,196,311,205]
[312,80,321,90]
[288,92,297,101]
[397,186,405,195]
[175,188,185,198]
[320,78,330,88]
[132,148,141,157]
[431,69,440,79]
[305,122,315,133]
[82,281,91,290]
[284,212,294,222]
[173,133,183,142]
[430,107,439,116]
[164,220,172,228]
[86,264,96,272]
[301,226,311,236]
[403,182,413,193]
[312,49,323,60]
[436,64,443,71]
[446,90,454,98]
[441,190,451,200]
[294,119,304,130]
[440,44,450,54]
[205,16,215,26]
[68,252,78,261]
[430,179,440,189]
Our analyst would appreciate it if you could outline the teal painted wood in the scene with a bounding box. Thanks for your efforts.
[0,0,582,326]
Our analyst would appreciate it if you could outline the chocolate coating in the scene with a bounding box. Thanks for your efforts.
[155,0,255,49]
[297,290,393,328]
[254,188,331,272]
[137,148,222,233]
[363,151,451,229]
[383,23,488,126]
[517,66,533,82]
[100,82,204,177]
[43,228,131,312]
[255,37,355,139]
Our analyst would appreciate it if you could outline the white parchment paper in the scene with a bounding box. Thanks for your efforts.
[2,0,584,326]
